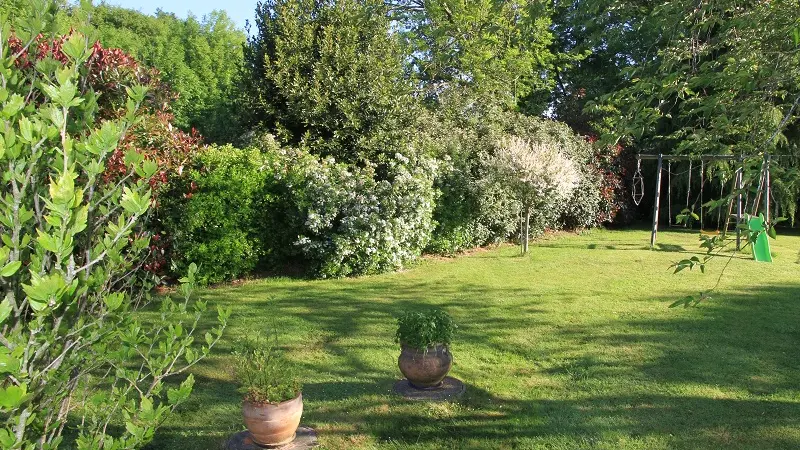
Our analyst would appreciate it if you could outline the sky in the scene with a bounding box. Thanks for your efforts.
[103,0,256,31]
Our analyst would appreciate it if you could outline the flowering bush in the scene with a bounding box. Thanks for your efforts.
[264,147,437,278]
[416,105,520,255]
[426,153,520,255]
[490,137,580,253]
[164,138,436,281]
[421,104,600,254]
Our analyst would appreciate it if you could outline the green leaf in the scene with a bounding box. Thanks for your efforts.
[0,347,20,375]
[0,384,29,409]
[61,32,88,62]
[124,149,144,166]
[71,206,88,234]
[1,94,24,119]
[140,396,153,413]
[104,293,125,312]
[0,261,21,277]
[0,298,12,324]
[37,230,59,253]
[167,374,194,405]
[125,421,143,439]
[22,272,67,313]
[120,187,150,216]
[142,159,158,178]
[18,117,34,143]
[40,82,59,102]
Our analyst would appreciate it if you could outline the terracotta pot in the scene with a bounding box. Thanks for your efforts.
[242,393,303,447]
[398,343,452,389]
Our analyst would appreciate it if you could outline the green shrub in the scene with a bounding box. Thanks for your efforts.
[395,310,457,350]
[496,111,605,232]
[0,10,228,448]
[163,145,267,284]
[163,138,436,280]
[561,172,603,229]
[233,335,301,404]
[416,105,518,254]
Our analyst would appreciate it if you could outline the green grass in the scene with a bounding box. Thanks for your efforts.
[147,229,800,450]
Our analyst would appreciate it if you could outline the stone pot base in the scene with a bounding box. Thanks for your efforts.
[393,376,465,401]
[223,427,318,449]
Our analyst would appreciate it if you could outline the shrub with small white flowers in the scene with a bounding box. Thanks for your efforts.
[268,148,437,278]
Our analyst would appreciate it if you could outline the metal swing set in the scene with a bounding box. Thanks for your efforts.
[632,153,773,253]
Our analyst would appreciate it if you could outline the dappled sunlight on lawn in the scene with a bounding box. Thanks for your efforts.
[147,229,800,450]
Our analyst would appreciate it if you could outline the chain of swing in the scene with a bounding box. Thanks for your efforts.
[631,154,774,248]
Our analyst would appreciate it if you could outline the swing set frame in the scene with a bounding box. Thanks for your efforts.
[635,153,773,250]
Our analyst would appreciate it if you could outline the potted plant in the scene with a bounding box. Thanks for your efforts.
[395,309,456,389]
[233,337,303,447]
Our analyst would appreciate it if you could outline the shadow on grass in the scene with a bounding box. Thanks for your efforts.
[655,243,686,252]
[551,284,800,393]
[533,239,756,261]
[280,381,800,449]
[149,279,800,449]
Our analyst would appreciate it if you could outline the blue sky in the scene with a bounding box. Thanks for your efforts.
[103,0,256,31]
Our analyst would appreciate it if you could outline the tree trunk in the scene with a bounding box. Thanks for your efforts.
[523,209,531,255]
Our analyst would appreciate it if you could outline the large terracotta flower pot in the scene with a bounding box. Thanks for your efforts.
[242,393,303,447]
[398,343,452,389]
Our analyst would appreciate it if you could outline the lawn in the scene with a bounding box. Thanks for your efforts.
[147,229,800,450]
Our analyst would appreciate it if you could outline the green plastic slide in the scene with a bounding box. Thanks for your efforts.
[748,216,773,263]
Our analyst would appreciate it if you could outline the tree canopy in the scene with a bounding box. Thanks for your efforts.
[78,3,247,143]
[243,0,416,164]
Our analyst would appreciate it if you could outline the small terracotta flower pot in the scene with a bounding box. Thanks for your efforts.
[398,343,452,389]
[242,393,303,447]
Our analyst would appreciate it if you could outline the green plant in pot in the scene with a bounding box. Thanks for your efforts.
[233,336,303,447]
[395,309,456,389]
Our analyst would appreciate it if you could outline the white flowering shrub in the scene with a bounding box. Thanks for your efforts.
[420,99,604,255]
[417,112,520,255]
[490,136,580,253]
[164,138,435,281]
[498,112,607,231]
[261,147,437,278]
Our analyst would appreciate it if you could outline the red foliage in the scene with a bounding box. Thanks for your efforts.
[8,32,205,275]
[585,136,634,224]
[8,33,69,68]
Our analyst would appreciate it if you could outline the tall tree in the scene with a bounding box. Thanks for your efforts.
[390,0,562,114]
[596,0,800,156]
[549,0,659,134]
[80,4,246,143]
[243,0,416,164]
